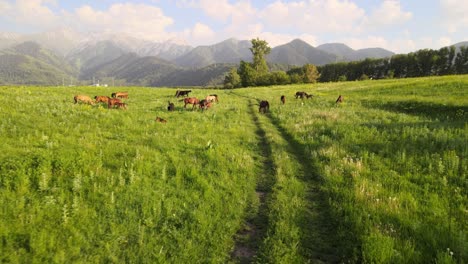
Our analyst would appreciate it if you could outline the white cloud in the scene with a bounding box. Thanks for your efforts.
[71,3,174,41]
[260,0,366,33]
[0,0,59,29]
[182,22,216,45]
[438,37,452,47]
[365,0,412,29]
[440,0,468,33]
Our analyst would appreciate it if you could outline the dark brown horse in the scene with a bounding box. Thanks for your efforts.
[336,95,343,103]
[167,101,175,111]
[280,95,285,104]
[175,90,192,98]
[295,91,313,99]
[259,100,269,113]
[180,97,200,109]
[199,99,212,111]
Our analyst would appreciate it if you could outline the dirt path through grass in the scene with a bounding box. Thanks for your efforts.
[228,91,348,263]
[230,103,276,263]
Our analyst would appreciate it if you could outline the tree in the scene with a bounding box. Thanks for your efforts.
[223,67,241,89]
[454,46,468,74]
[302,64,320,83]
[238,60,257,87]
[250,38,271,75]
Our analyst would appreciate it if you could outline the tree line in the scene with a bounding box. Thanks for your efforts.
[224,39,468,88]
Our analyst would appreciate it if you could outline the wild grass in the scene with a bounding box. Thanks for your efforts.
[0,75,467,263]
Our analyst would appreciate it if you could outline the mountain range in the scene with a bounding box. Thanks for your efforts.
[0,29,464,86]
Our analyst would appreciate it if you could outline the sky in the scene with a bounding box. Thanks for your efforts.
[0,0,467,53]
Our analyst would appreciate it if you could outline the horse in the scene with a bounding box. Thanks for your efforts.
[95,96,110,104]
[336,95,343,104]
[259,100,269,113]
[167,101,175,111]
[280,95,285,104]
[180,97,200,109]
[111,92,128,99]
[199,99,212,111]
[108,98,122,109]
[295,91,313,99]
[175,90,192,98]
[155,117,167,123]
[205,94,218,103]
[115,102,127,109]
[74,95,94,105]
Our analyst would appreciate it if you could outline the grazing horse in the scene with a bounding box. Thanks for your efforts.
[167,101,175,111]
[112,92,128,99]
[280,95,285,104]
[95,96,110,104]
[336,95,343,104]
[155,117,167,123]
[115,102,127,109]
[175,90,192,98]
[74,95,94,105]
[295,91,313,99]
[199,99,212,111]
[205,94,218,103]
[180,97,200,109]
[259,100,269,113]
[108,98,122,109]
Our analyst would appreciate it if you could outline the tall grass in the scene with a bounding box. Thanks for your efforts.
[0,75,466,263]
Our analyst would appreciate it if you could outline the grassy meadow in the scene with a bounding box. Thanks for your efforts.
[0,75,467,263]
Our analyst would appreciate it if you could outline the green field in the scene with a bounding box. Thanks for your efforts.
[0,75,467,263]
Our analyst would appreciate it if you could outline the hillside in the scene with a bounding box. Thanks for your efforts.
[317,43,394,61]
[268,39,338,66]
[82,53,181,86]
[0,42,77,85]
[174,38,252,68]
[67,41,129,75]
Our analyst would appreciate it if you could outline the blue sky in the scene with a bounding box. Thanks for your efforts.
[0,0,466,53]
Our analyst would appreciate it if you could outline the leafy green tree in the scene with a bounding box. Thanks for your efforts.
[302,64,320,83]
[250,38,271,75]
[269,71,290,85]
[238,60,257,87]
[223,67,241,89]
[455,46,468,74]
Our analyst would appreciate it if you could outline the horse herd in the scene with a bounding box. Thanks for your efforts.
[259,92,343,113]
[73,89,344,123]
[73,92,129,109]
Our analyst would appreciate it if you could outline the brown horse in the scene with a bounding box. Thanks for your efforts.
[112,92,128,98]
[74,95,94,105]
[108,98,122,109]
[155,117,167,123]
[205,94,218,103]
[95,96,110,104]
[180,97,200,109]
[115,102,127,109]
[280,95,285,104]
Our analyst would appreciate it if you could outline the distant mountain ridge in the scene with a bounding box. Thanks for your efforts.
[0,28,466,86]
[316,43,394,61]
